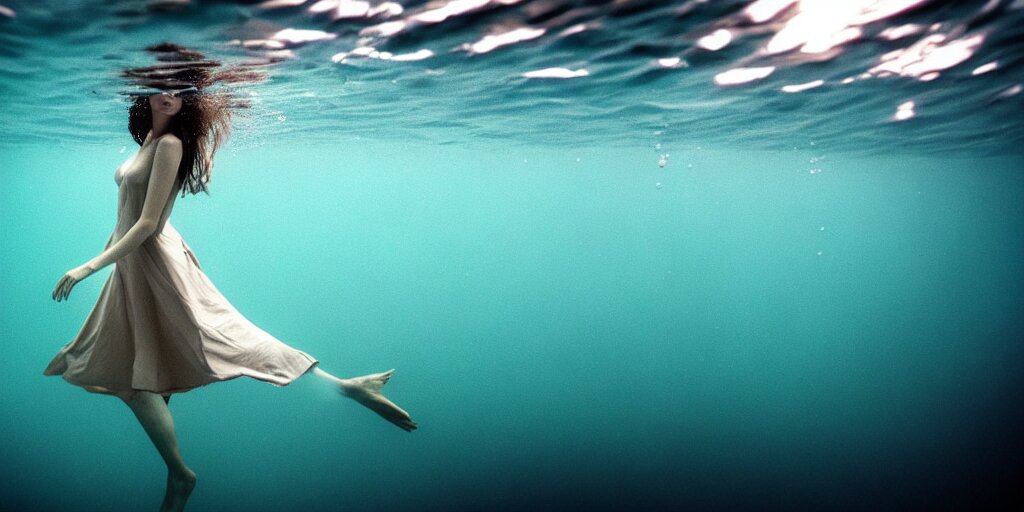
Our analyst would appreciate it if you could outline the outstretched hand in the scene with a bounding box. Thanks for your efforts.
[53,265,94,302]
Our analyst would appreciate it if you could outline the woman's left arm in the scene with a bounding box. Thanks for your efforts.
[52,137,183,302]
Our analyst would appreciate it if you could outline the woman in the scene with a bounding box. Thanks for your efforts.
[45,44,417,512]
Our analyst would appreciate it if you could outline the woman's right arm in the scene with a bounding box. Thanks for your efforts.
[84,137,183,273]
[53,137,182,302]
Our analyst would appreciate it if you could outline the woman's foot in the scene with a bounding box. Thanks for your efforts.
[338,370,418,432]
[160,468,197,512]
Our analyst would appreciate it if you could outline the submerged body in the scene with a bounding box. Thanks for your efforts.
[45,131,320,400]
[48,119,416,512]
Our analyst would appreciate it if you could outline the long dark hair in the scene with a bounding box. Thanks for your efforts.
[122,43,264,197]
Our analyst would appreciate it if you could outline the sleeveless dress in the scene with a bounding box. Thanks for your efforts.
[44,138,319,402]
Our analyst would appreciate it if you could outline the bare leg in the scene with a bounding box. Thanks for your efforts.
[122,390,197,512]
[312,366,418,432]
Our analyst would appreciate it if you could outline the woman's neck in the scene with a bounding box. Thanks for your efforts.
[151,113,172,139]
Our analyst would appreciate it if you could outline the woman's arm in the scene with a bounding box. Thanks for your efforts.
[53,136,182,302]
[85,136,183,272]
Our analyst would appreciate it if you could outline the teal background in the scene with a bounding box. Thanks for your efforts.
[2,140,1022,510]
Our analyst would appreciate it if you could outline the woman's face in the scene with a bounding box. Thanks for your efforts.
[149,91,183,117]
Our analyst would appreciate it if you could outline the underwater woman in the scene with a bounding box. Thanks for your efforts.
[46,43,417,512]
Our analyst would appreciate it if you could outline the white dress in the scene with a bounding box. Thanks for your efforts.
[45,141,319,401]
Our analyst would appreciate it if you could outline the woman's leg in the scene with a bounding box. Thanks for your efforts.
[311,366,418,432]
[122,390,197,512]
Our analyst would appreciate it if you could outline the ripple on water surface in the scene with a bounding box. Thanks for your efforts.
[0,0,1021,155]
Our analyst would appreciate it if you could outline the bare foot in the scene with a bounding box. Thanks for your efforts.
[160,468,197,512]
[338,369,418,432]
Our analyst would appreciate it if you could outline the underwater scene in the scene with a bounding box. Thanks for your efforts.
[1,1,1022,511]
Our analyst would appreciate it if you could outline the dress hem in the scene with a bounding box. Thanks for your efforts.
[45,358,320,401]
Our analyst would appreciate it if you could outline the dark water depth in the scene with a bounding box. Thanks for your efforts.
[1,1,1023,511]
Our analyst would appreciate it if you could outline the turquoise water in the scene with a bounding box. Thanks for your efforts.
[4,142,1023,510]
[3,1,1024,511]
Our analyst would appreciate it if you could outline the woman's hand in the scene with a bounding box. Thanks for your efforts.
[52,264,95,302]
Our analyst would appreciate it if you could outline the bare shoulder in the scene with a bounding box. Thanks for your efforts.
[156,133,183,150]
[152,135,184,172]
